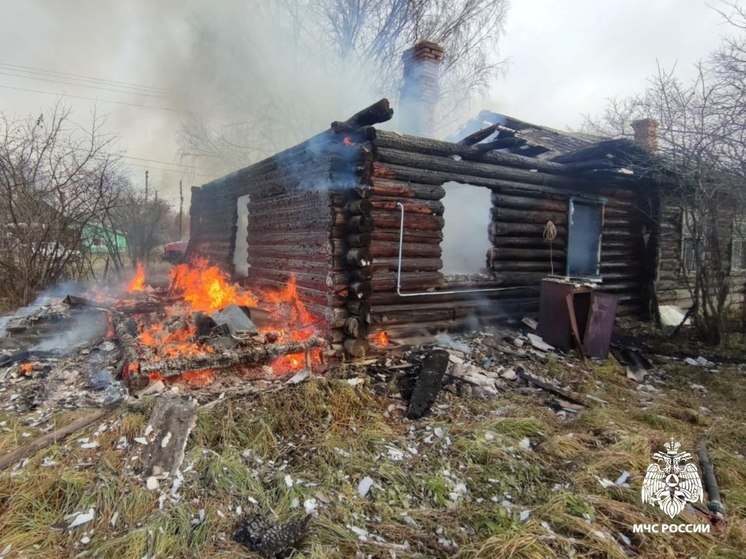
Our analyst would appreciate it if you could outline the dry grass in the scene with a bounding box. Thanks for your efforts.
[0,358,744,558]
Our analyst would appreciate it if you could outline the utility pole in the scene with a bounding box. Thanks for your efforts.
[179,180,184,240]
[145,170,149,201]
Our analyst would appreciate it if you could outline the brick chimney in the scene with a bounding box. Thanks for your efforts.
[399,40,444,137]
[631,118,659,151]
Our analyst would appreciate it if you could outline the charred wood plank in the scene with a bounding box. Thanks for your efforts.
[139,337,327,376]
[516,367,588,407]
[406,349,449,419]
[457,123,500,146]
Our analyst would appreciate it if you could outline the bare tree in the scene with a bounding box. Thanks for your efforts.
[179,0,509,171]
[0,104,125,305]
[111,187,176,266]
[583,3,746,343]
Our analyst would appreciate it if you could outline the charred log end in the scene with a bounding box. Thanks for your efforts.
[343,338,369,358]
[331,98,393,133]
[406,349,449,419]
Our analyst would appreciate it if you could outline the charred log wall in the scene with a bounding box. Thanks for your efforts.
[366,130,648,340]
[187,130,352,345]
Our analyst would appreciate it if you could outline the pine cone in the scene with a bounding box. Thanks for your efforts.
[233,513,311,558]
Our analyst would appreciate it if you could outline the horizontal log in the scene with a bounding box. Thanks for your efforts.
[373,129,570,174]
[370,229,443,242]
[371,271,445,292]
[371,296,537,316]
[487,247,565,260]
[249,189,330,212]
[371,198,444,215]
[491,192,568,213]
[490,222,567,237]
[248,243,334,258]
[489,261,558,272]
[371,257,442,273]
[138,337,328,376]
[372,302,540,327]
[370,178,446,200]
[490,207,567,225]
[375,149,586,189]
[491,272,552,285]
[368,286,538,306]
[457,123,500,146]
[491,236,566,249]
[332,98,393,132]
[371,211,444,231]
[370,240,442,258]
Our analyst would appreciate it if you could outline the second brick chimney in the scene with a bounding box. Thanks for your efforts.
[399,40,444,137]
[631,118,659,151]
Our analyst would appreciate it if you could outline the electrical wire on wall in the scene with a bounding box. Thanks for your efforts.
[543,220,557,275]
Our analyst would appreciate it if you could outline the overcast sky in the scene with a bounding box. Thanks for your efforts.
[0,0,731,201]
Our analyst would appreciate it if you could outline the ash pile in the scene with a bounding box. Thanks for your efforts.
[0,260,327,413]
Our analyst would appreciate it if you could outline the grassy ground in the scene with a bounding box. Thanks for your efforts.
[0,353,745,558]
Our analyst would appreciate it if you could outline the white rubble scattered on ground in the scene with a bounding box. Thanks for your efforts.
[66,508,95,530]
[357,476,374,497]
[526,333,554,352]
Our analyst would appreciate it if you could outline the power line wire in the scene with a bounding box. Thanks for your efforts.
[0,69,167,99]
[0,83,183,113]
[0,61,164,93]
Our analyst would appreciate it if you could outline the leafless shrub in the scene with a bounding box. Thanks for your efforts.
[0,103,125,305]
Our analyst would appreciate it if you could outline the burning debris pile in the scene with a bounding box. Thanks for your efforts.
[0,260,327,411]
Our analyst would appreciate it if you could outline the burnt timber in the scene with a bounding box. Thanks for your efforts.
[188,99,658,357]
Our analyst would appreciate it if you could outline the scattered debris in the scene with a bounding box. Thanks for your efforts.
[526,333,554,352]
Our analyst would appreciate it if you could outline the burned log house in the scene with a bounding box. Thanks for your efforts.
[188,99,657,358]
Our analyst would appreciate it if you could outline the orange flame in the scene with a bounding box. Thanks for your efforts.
[128,263,146,293]
[122,259,324,379]
[170,258,258,312]
[20,362,33,374]
[371,331,390,348]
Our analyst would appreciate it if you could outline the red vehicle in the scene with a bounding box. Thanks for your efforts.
[162,240,188,263]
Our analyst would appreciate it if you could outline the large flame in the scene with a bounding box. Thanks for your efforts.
[129,258,323,378]
[170,259,258,312]
[128,263,146,293]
